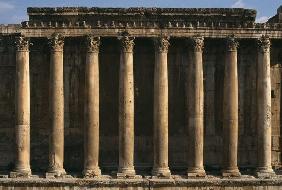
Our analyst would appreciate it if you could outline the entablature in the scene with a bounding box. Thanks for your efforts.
[1,7,282,39]
[19,28,282,39]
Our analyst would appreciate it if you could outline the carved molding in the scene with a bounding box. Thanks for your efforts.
[49,33,64,51]
[120,35,135,53]
[86,35,100,53]
[15,36,30,51]
[154,36,170,53]
[226,36,239,51]
[257,35,271,53]
[190,36,204,52]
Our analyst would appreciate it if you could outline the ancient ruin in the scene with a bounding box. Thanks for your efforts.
[0,5,282,189]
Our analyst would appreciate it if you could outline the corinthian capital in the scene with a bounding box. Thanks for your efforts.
[226,36,239,52]
[120,35,135,53]
[154,36,170,53]
[191,36,204,52]
[257,35,271,53]
[15,36,30,51]
[86,35,100,53]
[49,33,64,51]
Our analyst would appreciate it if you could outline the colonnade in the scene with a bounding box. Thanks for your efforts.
[10,33,274,178]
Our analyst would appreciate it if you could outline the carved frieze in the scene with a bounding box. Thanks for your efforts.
[120,35,135,53]
[257,35,271,53]
[226,36,239,52]
[154,36,170,53]
[15,36,30,51]
[20,19,282,30]
[49,33,64,51]
[86,35,100,53]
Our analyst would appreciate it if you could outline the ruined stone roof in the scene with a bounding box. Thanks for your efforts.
[268,5,282,23]
[27,7,257,24]
[3,6,281,38]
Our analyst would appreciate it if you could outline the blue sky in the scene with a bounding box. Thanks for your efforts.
[0,0,281,24]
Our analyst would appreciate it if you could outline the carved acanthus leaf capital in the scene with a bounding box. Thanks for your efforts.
[15,36,30,51]
[49,33,64,51]
[120,35,135,53]
[257,35,271,53]
[154,36,170,53]
[86,35,100,53]
[190,36,204,52]
[226,36,239,51]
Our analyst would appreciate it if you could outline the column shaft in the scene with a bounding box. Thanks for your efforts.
[152,37,171,177]
[222,37,241,177]
[256,35,275,177]
[47,33,66,176]
[118,36,135,177]
[83,36,101,177]
[11,36,31,177]
[187,37,206,177]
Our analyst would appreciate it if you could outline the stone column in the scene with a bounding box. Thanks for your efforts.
[118,35,136,177]
[46,33,66,177]
[256,35,275,177]
[186,36,206,177]
[152,36,171,178]
[83,36,101,178]
[10,36,31,178]
[222,36,241,177]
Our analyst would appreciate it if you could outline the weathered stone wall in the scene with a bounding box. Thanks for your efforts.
[0,178,282,190]
[0,37,281,173]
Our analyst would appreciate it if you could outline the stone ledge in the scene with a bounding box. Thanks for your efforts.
[0,176,281,187]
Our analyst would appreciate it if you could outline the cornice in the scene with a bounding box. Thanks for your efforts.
[20,20,282,31]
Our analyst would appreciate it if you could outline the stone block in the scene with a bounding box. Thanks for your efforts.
[9,171,30,178]
[272,136,280,150]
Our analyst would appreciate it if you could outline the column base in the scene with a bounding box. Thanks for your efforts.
[46,168,68,178]
[117,167,138,178]
[10,169,31,178]
[152,167,171,178]
[221,168,241,177]
[187,167,206,177]
[83,168,101,178]
[255,168,275,178]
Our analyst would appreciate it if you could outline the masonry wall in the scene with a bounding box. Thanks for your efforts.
[0,37,281,173]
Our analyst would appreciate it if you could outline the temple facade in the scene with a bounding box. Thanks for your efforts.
[0,6,282,185]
